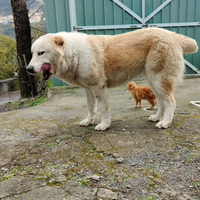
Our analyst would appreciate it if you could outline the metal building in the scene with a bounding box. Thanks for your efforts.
[43,0,200,86]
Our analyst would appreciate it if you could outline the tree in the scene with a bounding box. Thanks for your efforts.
[0,34,17,79]
[11,0,37,97]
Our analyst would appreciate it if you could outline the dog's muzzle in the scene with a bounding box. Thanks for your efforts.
[27,66,37,75]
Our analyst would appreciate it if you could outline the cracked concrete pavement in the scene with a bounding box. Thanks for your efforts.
[0,78,200,200]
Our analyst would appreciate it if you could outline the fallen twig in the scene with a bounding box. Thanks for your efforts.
[132,181,146,188]
[192,172,200,196]
[90,182,127,193]
[180,192,197,195]
[167,169,182,174]
[179,175,196,192]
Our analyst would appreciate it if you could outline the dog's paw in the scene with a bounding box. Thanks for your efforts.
[148,115,159,122]
[80,119,93,127]
[95,122,110,131]
[155,121,169,129]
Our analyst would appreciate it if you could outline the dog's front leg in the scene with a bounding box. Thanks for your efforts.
[92,86,110,131]
[80,88,96,127]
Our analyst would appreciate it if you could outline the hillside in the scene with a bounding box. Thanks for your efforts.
[0,0,43,16]
[0,0,11,16]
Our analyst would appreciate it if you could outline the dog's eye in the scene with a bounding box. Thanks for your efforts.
[38,51,45,56]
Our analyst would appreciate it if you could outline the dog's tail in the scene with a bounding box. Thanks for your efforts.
[178,34,198,54]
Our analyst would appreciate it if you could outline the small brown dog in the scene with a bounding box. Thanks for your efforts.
[127,81,157,110]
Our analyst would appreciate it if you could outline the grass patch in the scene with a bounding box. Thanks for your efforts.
[2,173,15,180]
[44,142,57,147]
[2,94,48,112]
[78,177,89,185]
[25,95,47,106]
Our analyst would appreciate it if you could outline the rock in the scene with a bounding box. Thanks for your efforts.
[16,157,37,166]
[116,157,125,163]
[0,177,39,198]
[0,160,9,168]
[112,153,120,158]
[1,167,8,172]
[157,188,178,197]
[97,188,118,199]
[153,178,164,184]
[18,102,24,106]
[177,194,191,200]
[91,175,100,181]
[56,176,68,182]
[62,181,96,199]
[7,186,66,200]
[40,182,47,186]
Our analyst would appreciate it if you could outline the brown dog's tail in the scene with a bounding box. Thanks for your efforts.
[178,34,198,54]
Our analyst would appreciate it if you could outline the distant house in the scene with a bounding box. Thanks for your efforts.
[2,21,8,25]
[8,19,14,23]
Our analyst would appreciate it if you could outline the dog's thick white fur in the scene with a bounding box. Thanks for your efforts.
[28,28,198,130]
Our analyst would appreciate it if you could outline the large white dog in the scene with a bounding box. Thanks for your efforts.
[27,28,198,131]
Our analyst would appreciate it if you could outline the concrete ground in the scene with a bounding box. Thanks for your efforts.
[0,91,20,105]
[0,78,200,200]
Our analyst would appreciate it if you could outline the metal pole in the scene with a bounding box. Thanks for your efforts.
[69,0,77,32]
[142,0,145,26]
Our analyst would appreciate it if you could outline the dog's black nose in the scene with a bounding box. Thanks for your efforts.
[27,66,36,74]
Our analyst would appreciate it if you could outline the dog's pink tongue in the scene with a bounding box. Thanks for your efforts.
[41,63,52,72]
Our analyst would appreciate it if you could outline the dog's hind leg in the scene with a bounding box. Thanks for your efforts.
[147,99,156,110]
[148,96,164,121]
[155,94,176,128]
[147,77,176,128]
[145,43,184,128]
[80,88,97,127]
[91,85,110,131]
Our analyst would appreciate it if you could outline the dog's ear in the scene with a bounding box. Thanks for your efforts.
[127,82,132,90]
[54,36,64,46]
[131,81,136,87]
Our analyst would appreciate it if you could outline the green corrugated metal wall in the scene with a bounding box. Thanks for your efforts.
[75,0,141,35]
[44,0,200,86]
[44,0,71,86]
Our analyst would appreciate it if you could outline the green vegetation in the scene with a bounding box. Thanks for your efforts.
[31,24,46,42]
[4,94,48,109]
[194,180,200,186]
[3,173,15,180]
[78,177,89,185]
[0,24,15,38]
[138,195,156,200]
[44,142,57,147]
[68,174,76,180]
[0,34,17,79]
[26,94,47,106]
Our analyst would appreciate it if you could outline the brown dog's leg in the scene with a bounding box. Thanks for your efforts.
[134,98,138,108]
[138,100,142,108]
[147,100,156,110]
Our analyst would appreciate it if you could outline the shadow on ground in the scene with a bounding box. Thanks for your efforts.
[0,78,200,200]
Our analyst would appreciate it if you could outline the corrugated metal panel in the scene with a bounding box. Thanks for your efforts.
[44,0,200,86]
[145,0,200,74]
[44,0,71,32]
[44,0,70,86]
[77,0,139,34]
